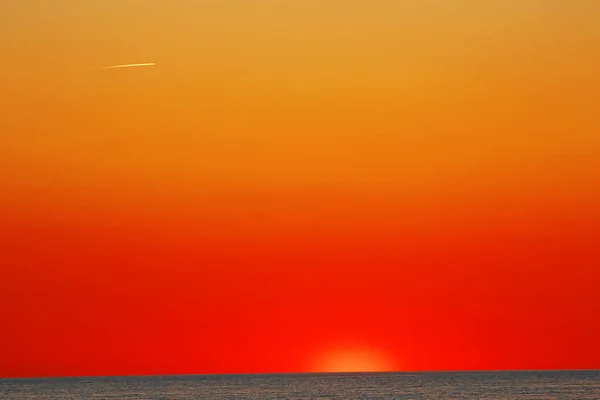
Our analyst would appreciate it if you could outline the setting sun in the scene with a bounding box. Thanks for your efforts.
[313,347,395,373]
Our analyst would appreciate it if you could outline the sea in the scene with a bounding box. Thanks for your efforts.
[1,370,599,399]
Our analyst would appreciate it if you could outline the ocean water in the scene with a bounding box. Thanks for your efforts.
[1,371,599,399]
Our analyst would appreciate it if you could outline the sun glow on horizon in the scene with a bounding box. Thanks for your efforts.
[312,347,396,373]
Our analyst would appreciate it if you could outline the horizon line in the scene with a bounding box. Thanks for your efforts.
[2,368,598,380]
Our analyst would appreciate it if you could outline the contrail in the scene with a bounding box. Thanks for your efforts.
[98,63,157,70]
[0,63,158,79]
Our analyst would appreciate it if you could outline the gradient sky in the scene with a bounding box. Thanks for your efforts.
[1,1,599,378]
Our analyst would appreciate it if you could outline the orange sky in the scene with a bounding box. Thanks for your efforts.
[1,1,599,378]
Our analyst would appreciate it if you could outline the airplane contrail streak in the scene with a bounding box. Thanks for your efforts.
[99,63,157,70]
[0,63,158,78]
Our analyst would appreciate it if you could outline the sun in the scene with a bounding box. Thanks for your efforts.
[312,346,395,373]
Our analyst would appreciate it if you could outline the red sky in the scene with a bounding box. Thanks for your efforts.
[1,1,599,377]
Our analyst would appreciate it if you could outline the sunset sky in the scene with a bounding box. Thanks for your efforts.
[1,1,599,378]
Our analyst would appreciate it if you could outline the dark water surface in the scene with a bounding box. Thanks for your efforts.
[1,370,599,399]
